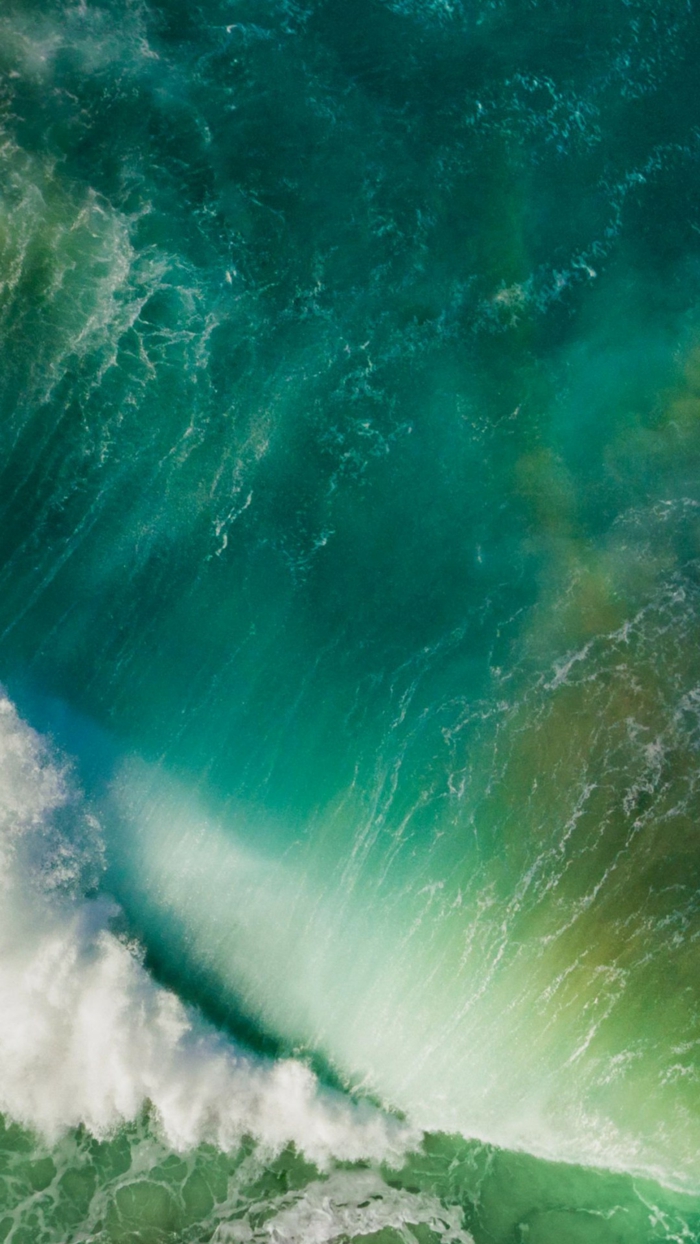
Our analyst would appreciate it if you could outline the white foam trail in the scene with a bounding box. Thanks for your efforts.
[213,1170,474,1243]
[0,695,417,1168]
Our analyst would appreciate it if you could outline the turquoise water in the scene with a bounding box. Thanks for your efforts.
[2,0,700,1238]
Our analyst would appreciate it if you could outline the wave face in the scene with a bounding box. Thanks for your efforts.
[2,0,700,1239]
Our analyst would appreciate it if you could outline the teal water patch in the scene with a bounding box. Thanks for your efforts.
[1,0,700,1237]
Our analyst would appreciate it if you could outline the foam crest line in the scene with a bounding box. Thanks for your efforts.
[0,693,417,1168]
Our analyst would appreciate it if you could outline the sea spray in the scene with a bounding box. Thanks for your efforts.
[106,509,700,1192]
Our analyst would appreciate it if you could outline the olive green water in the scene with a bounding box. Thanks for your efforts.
[1,0,700,1238]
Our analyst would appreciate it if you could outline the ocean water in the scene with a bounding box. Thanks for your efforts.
[1,0,700,1239]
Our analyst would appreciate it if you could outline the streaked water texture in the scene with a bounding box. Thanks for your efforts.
[1,0,700,1239]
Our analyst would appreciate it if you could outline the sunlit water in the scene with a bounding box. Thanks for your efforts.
[1,0,700,1240]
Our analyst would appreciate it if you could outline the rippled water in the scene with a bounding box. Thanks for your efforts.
[1,0,700,1239]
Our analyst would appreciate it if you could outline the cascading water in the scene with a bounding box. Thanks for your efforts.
[1,0,700,1240]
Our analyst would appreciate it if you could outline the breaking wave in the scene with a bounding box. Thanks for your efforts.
[0,694,416,1169]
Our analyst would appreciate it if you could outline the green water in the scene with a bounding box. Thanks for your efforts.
[1,1115,699,1244]
[1,0,700,1238]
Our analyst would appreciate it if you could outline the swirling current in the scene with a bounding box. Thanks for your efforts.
[1,0,700,1240]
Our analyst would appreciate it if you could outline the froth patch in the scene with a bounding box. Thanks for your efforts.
[213,1170,474,1243]
[0,694,416,1167]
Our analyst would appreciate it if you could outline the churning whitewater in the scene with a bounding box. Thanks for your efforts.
[0,694,415,1166]
[2,0,700,1240]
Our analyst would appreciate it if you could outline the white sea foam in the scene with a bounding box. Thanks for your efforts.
[0,694,417,1168]
[212,1170,474,1243]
